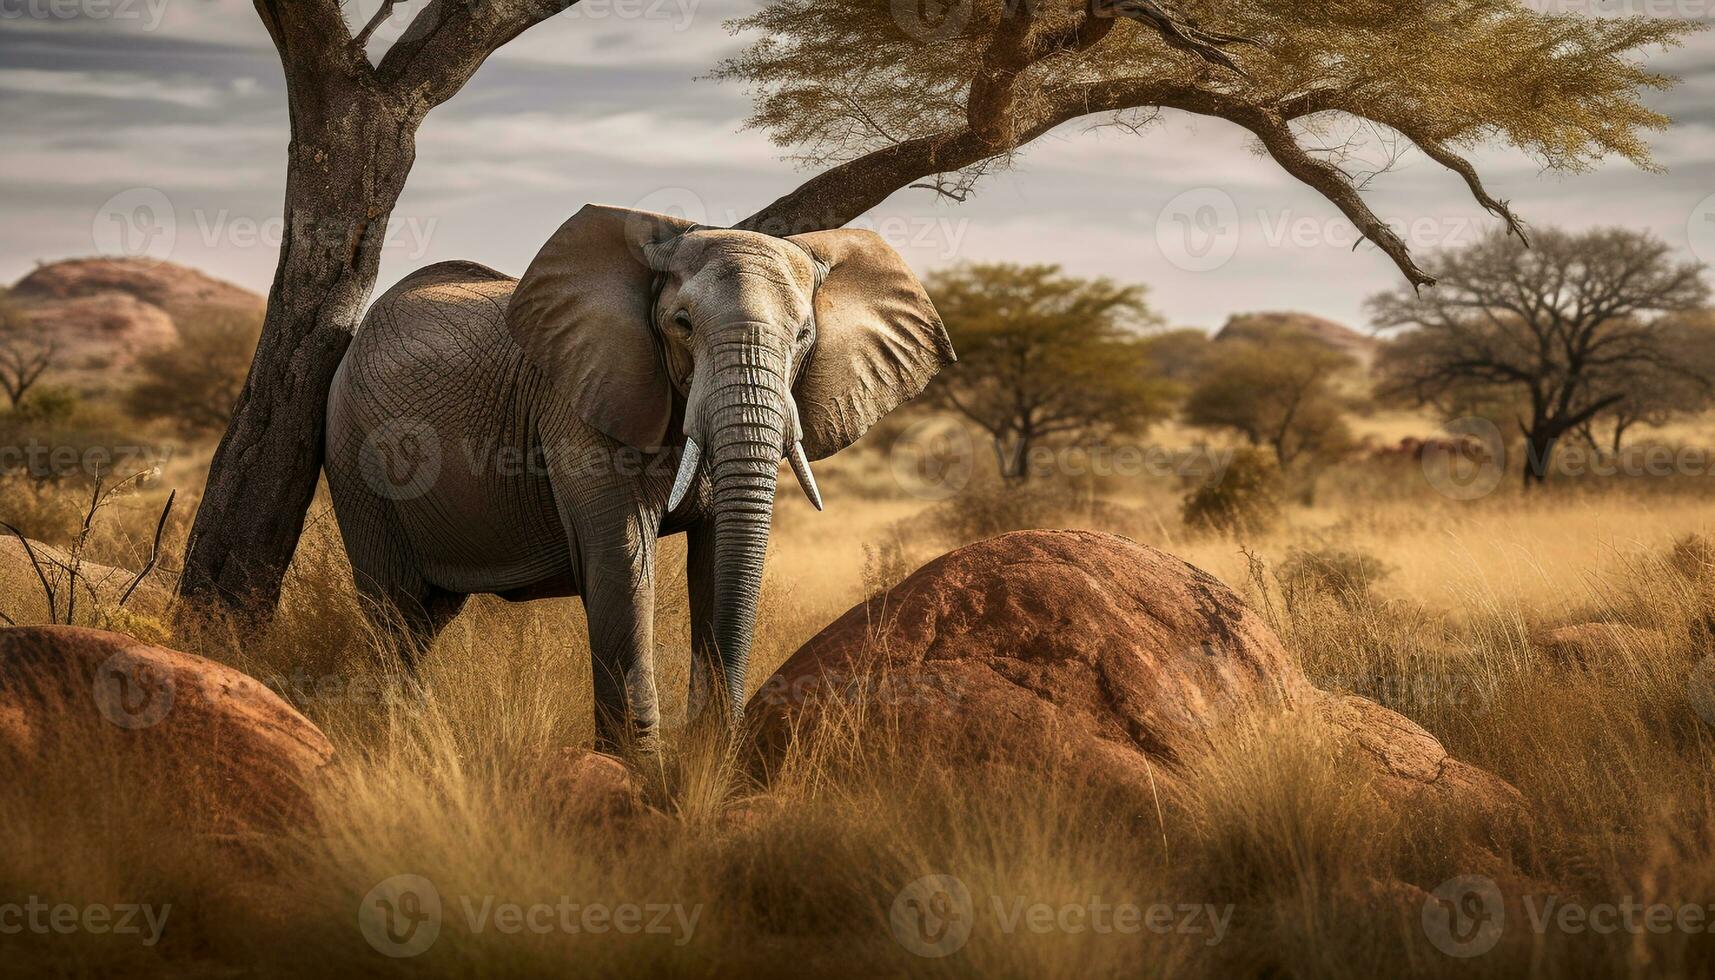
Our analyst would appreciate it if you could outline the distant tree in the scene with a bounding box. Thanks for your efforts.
[1140,328,1214,389]
[0,289,58,409]
[925,263,1171,481]
[1372,228,1710,487]
[1572,311,1715,455]
[125,311,263,438]
[1183,331,1357,474]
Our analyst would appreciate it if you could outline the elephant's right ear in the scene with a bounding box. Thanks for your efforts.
[506,204,696,449]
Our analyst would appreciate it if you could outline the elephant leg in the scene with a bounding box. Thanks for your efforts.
[578,524,662,756]
[685,520,722,728]
[332,484,449,671]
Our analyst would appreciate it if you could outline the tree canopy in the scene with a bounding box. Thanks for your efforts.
[719,0,1697,284]
[1372,227,1711,484]
[924,262,1170,480]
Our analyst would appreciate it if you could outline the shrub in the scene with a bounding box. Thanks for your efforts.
[1667,533,1715,582]
[1181,448,1282,535]
[10,385,80,425]
[124,308,261,438]
[1277,546,1393,611]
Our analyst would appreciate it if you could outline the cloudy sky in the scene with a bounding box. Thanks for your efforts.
[2,0,1712,330]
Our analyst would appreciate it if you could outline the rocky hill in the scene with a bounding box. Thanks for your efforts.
[1214,311,1380,368]
[5,258,264,392]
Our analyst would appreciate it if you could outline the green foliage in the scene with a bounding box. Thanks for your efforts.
[124,309,261,438]
[924,263,1172,480]
[712,0,1695,176]
[1181,447,1282,536]
[10,384,80,425]
[1182,329,1356,471]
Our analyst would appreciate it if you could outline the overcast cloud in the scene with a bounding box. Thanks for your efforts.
[2,1,1711,330]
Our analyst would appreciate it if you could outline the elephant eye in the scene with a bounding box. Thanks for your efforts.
[672,310,693,333]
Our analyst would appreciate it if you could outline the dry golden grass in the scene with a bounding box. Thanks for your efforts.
[8,418,1715,977]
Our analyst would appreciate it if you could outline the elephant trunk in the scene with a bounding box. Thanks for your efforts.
[702,342,790,726]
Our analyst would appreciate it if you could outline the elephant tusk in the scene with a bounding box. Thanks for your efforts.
[668,438,701,512]
[787,440,823,512]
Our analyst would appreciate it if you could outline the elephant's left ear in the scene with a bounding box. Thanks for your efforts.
[786,229,956,460]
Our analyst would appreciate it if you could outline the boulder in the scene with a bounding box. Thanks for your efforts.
[543,748,666,833]
[7,257,263,390]
[0,626,334,836]
[1316,691,1524,821]
[748,530,1522,821]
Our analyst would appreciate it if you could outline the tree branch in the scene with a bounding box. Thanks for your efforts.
[376,0,581,112]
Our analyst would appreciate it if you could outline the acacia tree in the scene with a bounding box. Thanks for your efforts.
[1182,330,1356,471]
[1572,311,1715,454]
[720,0,1691,270]
[194,0,1698,616]
[0,289,57,409]
[179,1,598,613]
[925,263,1168,480]
[1372,228,1710,486]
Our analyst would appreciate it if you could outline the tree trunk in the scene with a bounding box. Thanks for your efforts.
[1522,428,1556,488]
[178,80,421,615]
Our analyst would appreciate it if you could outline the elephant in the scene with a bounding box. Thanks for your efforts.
[323,204,955,751]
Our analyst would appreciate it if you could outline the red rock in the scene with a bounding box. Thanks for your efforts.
[0,626,333,836]
[544,748,661,830]
[747,530,1522,821]
[1317,691,1524,821]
